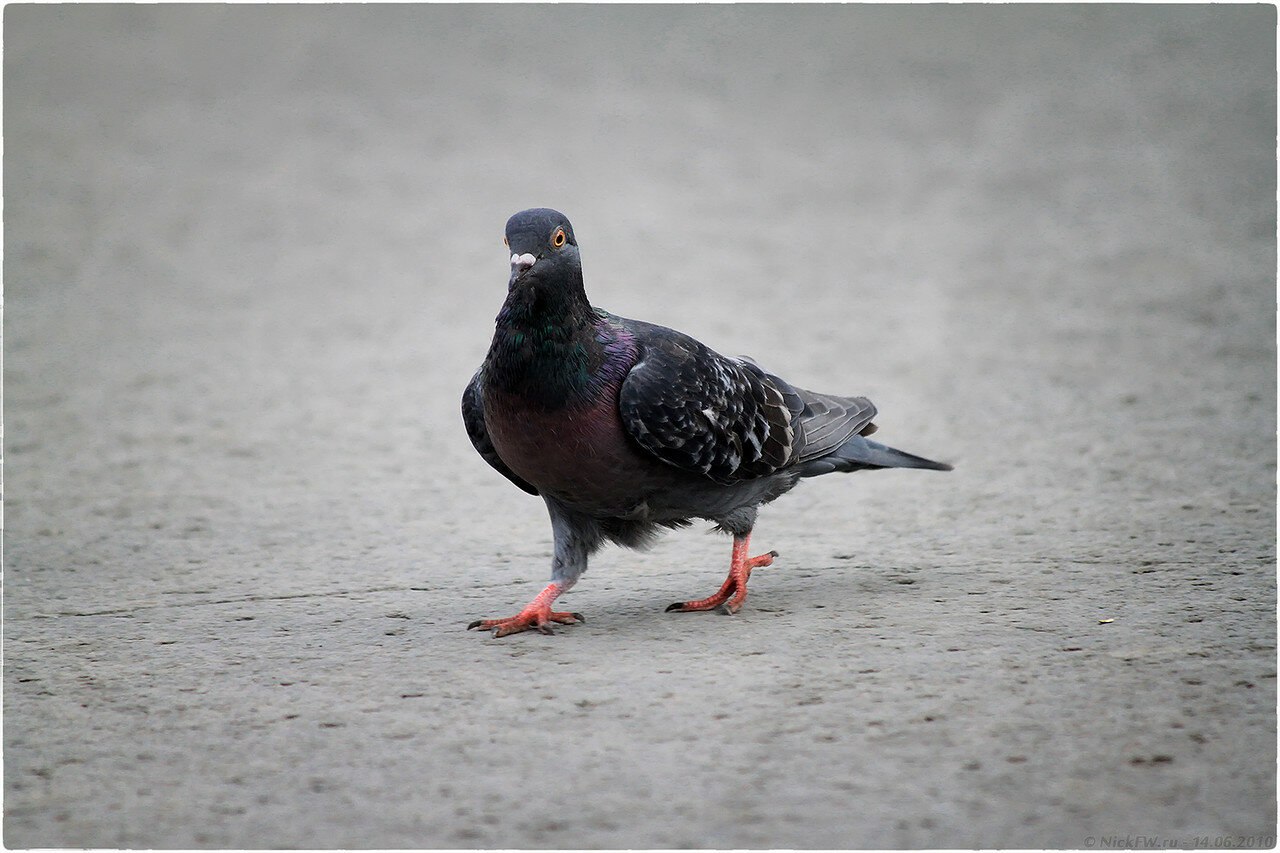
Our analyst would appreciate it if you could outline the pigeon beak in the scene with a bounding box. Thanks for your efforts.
[508,252,538,290]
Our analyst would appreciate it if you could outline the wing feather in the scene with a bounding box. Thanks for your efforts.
[791,390,878,463]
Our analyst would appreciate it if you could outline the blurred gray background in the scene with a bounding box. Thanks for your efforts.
[5,4,1275,848]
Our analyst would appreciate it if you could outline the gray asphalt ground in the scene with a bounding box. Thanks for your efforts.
[5,5,1276,849]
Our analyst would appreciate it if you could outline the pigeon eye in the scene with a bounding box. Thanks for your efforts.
[503,236,509,247]
[552,228,567,248]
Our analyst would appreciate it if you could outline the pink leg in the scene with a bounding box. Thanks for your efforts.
[467,582,584,637]
[666,534,778,615]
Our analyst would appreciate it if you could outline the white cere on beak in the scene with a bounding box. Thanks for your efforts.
[511,252,537,271]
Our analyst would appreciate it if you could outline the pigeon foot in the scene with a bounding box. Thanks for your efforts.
[467,582,584,637]
[666,535,778,615]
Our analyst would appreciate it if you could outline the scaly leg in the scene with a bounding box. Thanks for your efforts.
[666,534,778,615]
[467,582,584,637]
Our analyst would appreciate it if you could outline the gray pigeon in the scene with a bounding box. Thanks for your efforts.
[463,208,951,636]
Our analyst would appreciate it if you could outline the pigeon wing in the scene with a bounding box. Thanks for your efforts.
[461,370,539,496]
[616,320,802,485]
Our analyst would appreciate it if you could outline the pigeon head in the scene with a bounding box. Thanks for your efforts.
[504,208,580,290]
[489,208,602,407]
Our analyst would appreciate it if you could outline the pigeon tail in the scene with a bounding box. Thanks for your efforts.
[797,435,953,477]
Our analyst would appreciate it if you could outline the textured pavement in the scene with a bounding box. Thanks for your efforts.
[5,5,1276,848]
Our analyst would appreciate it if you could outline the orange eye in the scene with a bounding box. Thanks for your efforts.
[503,236,509,247]
[552,228,566,248]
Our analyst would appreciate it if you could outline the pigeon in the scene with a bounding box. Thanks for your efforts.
[462,208,951,637]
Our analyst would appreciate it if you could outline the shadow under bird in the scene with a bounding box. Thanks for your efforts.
[462,208,952,637]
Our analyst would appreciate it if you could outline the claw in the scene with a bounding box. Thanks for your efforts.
[467,582,585,637]
[667,535,776,615]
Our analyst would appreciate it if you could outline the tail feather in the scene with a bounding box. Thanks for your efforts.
[797,435,953,477]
